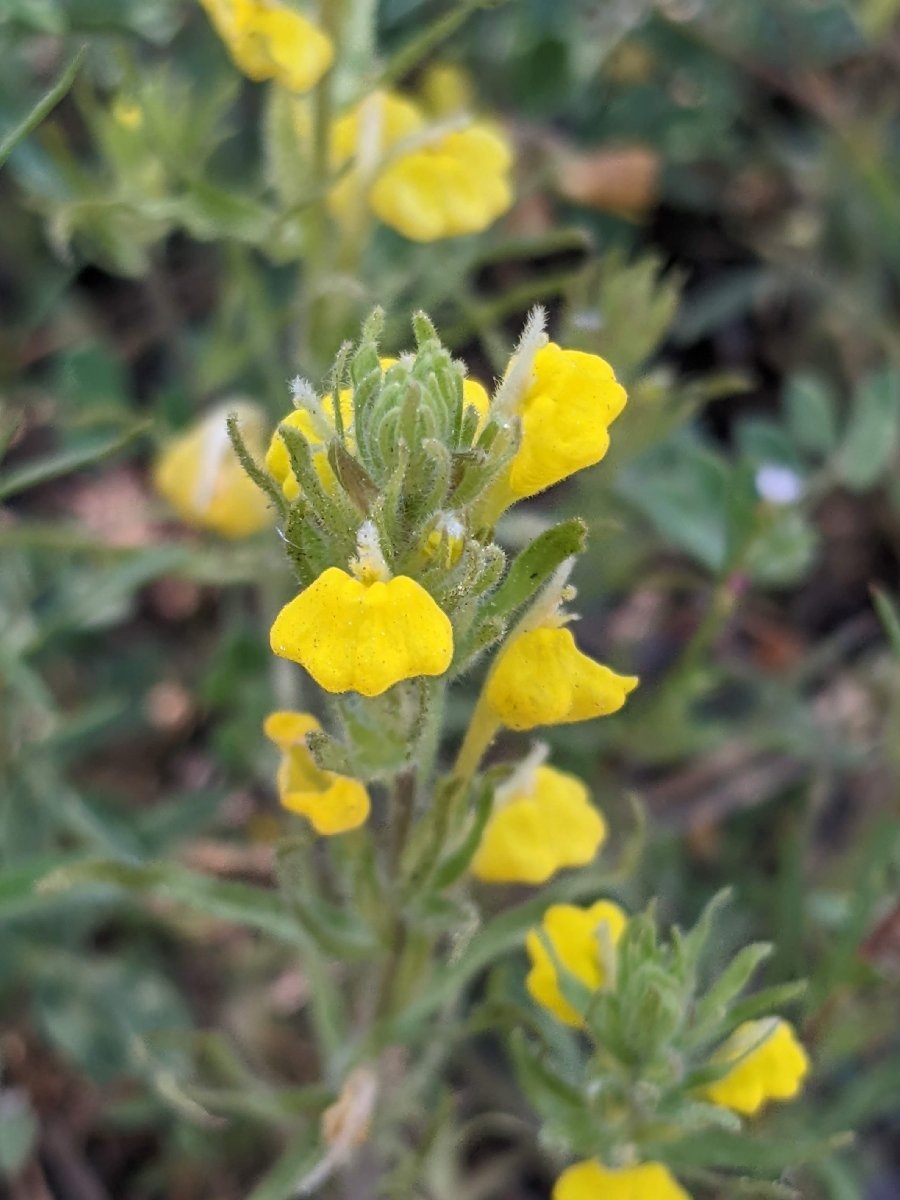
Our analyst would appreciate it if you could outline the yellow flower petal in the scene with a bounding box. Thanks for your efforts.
[703,1018,810,1115]
[153,403,272,538]
[525,900,627,1026]
[330,90,425,166]
[270,568,453,697]
[368,121,513,242]
[507,342,627,498]
[199,0,333,93]
[264,709,370,835]
[554,1160,691,1200]
[472,765,606,884]
[419,63,474,117]
[265,389,354,500]
[486,627,638,731]
[263,709,321,751]
[463,376,491,433]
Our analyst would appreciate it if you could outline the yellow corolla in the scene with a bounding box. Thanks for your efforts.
[554,1160,691,1200]
[325,90,513,242]
[472,765,606,885]
[462,375,491,432]
[370,123,513,242]
[526,900,627,1026]
[486,626,638,731]
[199,0,333,93]
[505,343,627,499]
[153,403,272,538]
[419,63,475,117]
[703,1018,810,1116]
[269,567,453,697]
[265,389,354,500]
[330,90,425,167]
[263,711,369,835]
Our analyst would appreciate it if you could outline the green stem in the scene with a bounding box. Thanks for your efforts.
[388,769,417,877]
[452,689,500,790]
[226,243,286,410]
[300,1,343,369]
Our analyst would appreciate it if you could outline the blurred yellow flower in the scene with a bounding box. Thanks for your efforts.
[703,1018,810,1115]
[263,711,369,834]
[370,123,513,242]
[554,1160,691,1200]
[506,343,627,499]
[111,97,143,130]
[199,0,333,93]
[486,626,638,731]
[325,90,513,242]
[153,403,272,538]
[419,63,475,117]
[472,764,606,884]
[270,567,453,696]
[526,900,627,1026]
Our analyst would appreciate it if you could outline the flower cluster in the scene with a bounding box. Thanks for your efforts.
[149,305,814,1192]
[521,899,811,1200]
[154,313,634,853]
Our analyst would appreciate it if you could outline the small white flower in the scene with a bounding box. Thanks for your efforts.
[755,464,803,505]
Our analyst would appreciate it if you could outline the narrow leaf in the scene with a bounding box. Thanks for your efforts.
[0,45,86,168]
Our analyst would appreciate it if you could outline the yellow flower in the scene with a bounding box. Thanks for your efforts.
[263,711,369,835]
[112,97,143,130]
[323,90,512,242]
[199,0,333,93]
[270,567,453,697]
[153,403,272,538]
[265,389,354,500]
[554,1160,691,1200]
[526,900,627,1026]
[462,375,491,433]
[472,765,606,884]
[369,123,513,242]
[703,1018,810,1115]
[419,63,475,117]
[486,626,638,731]
[505,343,627,499]
[330,91,425,166]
